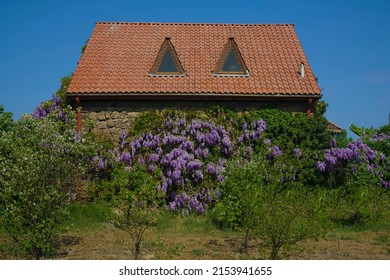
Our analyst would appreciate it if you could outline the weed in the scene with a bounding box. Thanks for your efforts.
[191,248,205,257]
[166,243,185,259]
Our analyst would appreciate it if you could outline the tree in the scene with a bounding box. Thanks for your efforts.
[214,147,322,259]
[0,105,13,133]
[0,108,91,259]
[112,163,163,259]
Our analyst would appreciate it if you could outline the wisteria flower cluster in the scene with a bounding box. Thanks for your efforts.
[93,114,273,213]
[316,139,389,187]
[33,96,68,121]
[370,132,390,142]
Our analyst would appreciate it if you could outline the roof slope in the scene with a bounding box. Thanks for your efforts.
[67,22,321,97]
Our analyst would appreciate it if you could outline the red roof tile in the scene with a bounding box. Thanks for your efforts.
[67,22,321,97]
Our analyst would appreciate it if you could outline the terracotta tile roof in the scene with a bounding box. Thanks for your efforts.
[67,22,321,97]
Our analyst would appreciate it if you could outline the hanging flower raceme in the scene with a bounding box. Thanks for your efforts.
[293,148,302,159]
[371,133,390,142]
[32,96,67,121]
[269,145,282,158]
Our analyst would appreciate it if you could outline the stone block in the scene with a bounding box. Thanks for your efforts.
[127,112,139,118]
[97,113,106,121]
[88,112,98,121]
[111,111,122,119]
[95,121,107,130]
[106,120,115,128]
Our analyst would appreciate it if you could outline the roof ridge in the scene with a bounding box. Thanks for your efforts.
[95,22,295,27]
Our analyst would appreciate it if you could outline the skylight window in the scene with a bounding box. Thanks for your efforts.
[150,38,185,76]
[213,38,249,76]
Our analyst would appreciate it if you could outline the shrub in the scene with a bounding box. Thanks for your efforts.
[0,107,93,259]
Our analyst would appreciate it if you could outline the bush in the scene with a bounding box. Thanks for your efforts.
[0,108,93,259]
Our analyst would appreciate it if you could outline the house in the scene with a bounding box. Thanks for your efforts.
[66,22,322,140]
[328,121,343,134]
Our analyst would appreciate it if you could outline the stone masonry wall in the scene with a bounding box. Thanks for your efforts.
[85,110,139,142]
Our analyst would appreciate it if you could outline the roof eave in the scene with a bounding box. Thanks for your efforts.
[66,92,322,102]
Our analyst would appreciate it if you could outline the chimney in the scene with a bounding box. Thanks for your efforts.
[300,62,305,78]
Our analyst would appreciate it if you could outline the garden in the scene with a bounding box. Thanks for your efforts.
[0,88,389,260]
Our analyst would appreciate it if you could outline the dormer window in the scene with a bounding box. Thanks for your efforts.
[150,37,185,76]
[213,38,249,76]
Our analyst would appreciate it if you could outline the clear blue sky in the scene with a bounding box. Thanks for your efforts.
[1,0,389,136]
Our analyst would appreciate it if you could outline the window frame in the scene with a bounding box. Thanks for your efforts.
[150,38,186,76]
[213,38,250,76]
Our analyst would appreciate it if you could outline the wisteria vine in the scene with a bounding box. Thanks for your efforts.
[92,114,272,214]
[316,139,390,187]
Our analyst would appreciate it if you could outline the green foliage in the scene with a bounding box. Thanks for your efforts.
[83,106,390,258]
[212,159,264,250]
[213,149,324,259]
[205,105,236,122]
[323,166,390,227]
[350,124,375,139]
[2,93,385,260]
[256,185,319,259]
[229,108,332,152]
[94,107,332,214]
[314,100,328,116]
[0,105,13,133]
[81,39,89,54]
[334,129,351,148]
[55,74,73,102]
[112,163,164,259]
[0,108,94,259]
[130,111,165,135]
[210,106,330,163]
[379,123,390,135]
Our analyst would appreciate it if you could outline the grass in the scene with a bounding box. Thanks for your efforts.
[1,202,390,260]
[62,202,115,232]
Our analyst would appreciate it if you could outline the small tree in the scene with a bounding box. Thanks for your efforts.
[255,182,315,259]
[214,147,322,259]
[213,159,265,253]
[112,163,163,260]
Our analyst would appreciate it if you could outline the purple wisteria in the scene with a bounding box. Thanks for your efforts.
[269,145,282,158]
[316,139,389,187]
[371,133,390,142]
[33,96,64,120]
[293,148,302,159]
[93,114,271,213]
